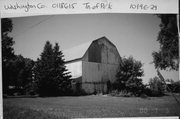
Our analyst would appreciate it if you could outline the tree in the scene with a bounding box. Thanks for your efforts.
[34,41,71,96]
[115,56,144,96]
[152,14,179,71]
[1,18,15,94]
[53,43,72,94]
[5,55,35,95]
[16,56,35,94]
[1,18,14,62]
[9,55,25,88]
[2,19,35,95]
[149,76,165,96]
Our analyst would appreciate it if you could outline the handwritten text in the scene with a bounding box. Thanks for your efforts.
[4,2,46,12]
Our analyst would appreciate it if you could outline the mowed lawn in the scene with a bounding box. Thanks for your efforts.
[3,94,180,118]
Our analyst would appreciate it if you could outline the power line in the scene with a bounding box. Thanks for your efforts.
[13,16,53,38]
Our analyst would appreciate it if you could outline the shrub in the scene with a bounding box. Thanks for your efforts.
[148,76,165,96]
[110,90,133,97]
[143,86,152,96]
[171,81,180,93]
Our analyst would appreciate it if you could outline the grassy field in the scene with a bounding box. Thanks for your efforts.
[3,94,180,118]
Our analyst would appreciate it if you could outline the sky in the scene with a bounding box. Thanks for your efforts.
[10,13,179,84]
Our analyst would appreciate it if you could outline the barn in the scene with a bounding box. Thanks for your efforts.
[63,36,121,94]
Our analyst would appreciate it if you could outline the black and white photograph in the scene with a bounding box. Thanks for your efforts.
[1,13,180,118]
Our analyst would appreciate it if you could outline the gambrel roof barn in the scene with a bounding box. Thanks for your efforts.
[63,36,121,94]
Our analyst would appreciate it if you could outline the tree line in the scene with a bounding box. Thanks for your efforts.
[2,18,72,96]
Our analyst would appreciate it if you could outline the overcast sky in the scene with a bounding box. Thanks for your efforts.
[10,13,179,83]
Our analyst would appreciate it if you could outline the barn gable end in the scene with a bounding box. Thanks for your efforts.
[82,37,121,64]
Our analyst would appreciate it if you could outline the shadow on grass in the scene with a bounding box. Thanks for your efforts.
[4,94,92,99]
[3,105,66,119]
[4,95,39,98]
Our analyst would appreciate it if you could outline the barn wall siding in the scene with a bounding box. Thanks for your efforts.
[101,42,121,65]
[82,61,119,94]
[65,61,82,79]
[88,42,102,63]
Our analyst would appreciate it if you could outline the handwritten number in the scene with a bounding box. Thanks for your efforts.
[150,5,157,10]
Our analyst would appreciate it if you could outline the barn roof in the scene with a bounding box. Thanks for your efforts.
[63,36,114,63]
[63,40,92,62]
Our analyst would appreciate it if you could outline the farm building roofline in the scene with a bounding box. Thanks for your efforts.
[63,40,92,62]
[65,58,82,64]
[63,36,116,62]
[93,36,116,48]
